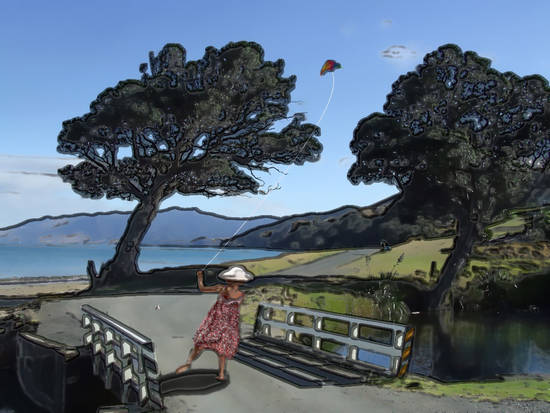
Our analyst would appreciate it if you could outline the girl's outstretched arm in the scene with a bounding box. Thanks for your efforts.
[196,270,223,293]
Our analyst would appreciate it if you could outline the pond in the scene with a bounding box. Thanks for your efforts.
[409,310,550,381]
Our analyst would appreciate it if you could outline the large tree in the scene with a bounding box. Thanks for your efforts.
[57,42,322,286]
[348,44,550,309]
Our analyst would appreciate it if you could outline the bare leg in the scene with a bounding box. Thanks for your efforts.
[217,355,226,380]
[176,345,202,374]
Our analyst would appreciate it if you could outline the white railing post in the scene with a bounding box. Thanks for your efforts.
[81,304,163,410]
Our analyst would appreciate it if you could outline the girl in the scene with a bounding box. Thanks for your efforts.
[175,266,254,381]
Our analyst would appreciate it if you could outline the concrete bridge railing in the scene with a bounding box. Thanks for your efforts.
[81,304,163,410]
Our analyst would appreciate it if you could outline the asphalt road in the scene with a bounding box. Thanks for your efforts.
[30,294,550,413]
[265,248,378,276]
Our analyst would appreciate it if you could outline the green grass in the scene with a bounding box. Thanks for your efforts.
[337,238,454,285]
[456,242,550,290]
[384,374,550,402]
[225,249,345,275]
[486,205,550,240]
[487,215,527,240]
[239,284,380,325]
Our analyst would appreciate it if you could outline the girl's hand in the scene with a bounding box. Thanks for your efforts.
[196,269,223,293]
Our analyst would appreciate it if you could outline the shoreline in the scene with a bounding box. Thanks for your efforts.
[0,275,88,285]
[0,276,90,298]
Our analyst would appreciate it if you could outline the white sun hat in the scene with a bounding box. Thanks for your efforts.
[218,266,255,282]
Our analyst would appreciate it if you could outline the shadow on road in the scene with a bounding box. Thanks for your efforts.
[160,369,230,395]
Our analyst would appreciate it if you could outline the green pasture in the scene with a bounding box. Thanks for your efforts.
[240,284,382,326]
[337,238,454,285]
[487,215,526,240]
[231,204,549,297]
[455,242,550,289]
[486,205,550,240]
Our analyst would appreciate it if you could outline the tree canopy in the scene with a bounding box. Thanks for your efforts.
[347,44,550,308]
[57,42,322,285]
[58,42,322,203]
[349,44,549,225]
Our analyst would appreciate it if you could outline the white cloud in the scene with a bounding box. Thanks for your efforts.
[381,45,417,60]
[0,154,399,230]
[338,156,354,168]
[0,154,137,228]
[0,154,295,228]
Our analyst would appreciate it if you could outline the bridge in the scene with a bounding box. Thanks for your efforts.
[79,301,414,410]
[17,294,418,413]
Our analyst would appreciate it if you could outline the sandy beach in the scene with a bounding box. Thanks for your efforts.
[0,276,89,297]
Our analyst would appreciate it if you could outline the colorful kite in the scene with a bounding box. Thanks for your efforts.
[320,59,342,76]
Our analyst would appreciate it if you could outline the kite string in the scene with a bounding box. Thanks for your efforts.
[203,71,336,270]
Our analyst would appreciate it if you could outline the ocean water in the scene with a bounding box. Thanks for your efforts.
[0,245,285,278]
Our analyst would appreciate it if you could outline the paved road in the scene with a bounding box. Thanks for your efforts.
[30,294,550,413]
[265,248,378,276]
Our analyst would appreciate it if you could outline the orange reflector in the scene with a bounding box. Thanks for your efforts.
[398,363,408,377]
[402,347,411,360]
[405,328,415,342]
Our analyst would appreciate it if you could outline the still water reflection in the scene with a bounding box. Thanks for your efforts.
[409,310,550,381]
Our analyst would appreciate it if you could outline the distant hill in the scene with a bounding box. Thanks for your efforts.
[226,194,458,250]
[0,208,279,247]
[226,179,550,251]
[8,187,544,251]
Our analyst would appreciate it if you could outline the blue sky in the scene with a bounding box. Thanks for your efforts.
[1,0,550,228]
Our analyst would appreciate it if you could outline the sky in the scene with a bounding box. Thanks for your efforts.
[1,0,550,229]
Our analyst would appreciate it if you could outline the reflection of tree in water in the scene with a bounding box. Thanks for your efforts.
[413,312,550,380]
[532,317,550,353]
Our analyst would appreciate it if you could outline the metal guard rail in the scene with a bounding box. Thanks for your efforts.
[253,302,414,377]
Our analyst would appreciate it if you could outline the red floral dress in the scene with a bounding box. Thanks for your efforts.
[193,291,244,359]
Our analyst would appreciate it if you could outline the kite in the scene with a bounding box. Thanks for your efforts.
[320,59,342,76]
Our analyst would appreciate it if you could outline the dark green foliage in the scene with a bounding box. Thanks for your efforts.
[348,44,549,225]
[56,42,322,285]
[58,42,322,202]
[347,44,550,308]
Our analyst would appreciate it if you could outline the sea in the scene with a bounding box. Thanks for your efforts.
[0,245,285,278]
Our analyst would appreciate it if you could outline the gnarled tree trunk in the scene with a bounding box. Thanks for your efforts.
[93,195,161,288]
[429,213,478,310]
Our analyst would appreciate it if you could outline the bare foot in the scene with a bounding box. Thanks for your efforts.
[175,363,191,374]
[215,375,225,381]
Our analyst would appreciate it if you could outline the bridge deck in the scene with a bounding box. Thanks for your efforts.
[235,337,381,388]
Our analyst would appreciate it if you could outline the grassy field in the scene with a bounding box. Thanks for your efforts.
[226,249,345,275]
[486,205,550,241]
[487,215,527,240]
[337,238,454,285]
[229,238,455,285]
[384,374,550,403]
[454,241,550,290]
[239,284,382,325]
